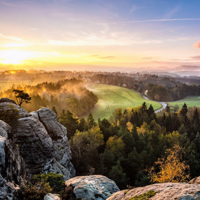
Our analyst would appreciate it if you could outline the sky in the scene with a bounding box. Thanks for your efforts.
[0,0,200,72]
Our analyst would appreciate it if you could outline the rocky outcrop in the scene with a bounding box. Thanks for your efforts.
[107,182,200,200]
[0,101,28,128]
[0,98,17,105]
[0,120,11,139]
[65,175,120,200]
[13,116,54,175]
[44,193,60,200]
[0,100,75,180]
[30,108,75,180]
[0,123,25,200]
[189,176,200,184]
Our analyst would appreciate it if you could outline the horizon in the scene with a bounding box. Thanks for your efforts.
[0,0,200,72]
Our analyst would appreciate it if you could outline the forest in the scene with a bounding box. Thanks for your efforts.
[91,73,200,101]
[58,103,200,189]
[2,70,200,190]
[0,78,98,116]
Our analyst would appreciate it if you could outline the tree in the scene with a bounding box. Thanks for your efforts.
[108,160,128,189]
[149,145,190,183]
[13,89,31,106]
[59,110,78,139]
[87,113,96,129]
[70,125,104,174]
[165,105,170,113]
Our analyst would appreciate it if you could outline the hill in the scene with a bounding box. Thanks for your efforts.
[168,96,200,110]
[86,84,162,121]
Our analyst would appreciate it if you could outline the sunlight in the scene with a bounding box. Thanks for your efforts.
[0,50,34,65]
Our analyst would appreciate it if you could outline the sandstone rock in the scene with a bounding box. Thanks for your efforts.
[0,126,25,200]
[107,182,200,200]
[0,102,28,125]
[13,116,54,175]
[0,175,21,200]
[31,108,75,180]
[0,98,16,105]
[189,176,200,184]
[65,175,120,200]
[0,100,75,180]
[44,193,60,200]
[0,120,11,139]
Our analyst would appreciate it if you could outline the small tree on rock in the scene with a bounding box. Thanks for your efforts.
[13,90,31,106]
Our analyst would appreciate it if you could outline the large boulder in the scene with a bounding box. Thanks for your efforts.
[65,175,120,200]
[44,193,60,200]
[107,182,200,200]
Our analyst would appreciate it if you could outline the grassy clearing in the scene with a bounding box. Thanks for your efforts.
[168,96,200,110]
[85,84,161,121]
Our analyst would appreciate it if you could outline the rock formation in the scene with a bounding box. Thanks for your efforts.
[0,120,25,200]
[65,175,120,200]
[107,182,200,200]
[30,108,75,180]
[44,193,60,200]
[0,99,75,180]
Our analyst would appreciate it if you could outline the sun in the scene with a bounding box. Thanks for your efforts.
[0,50,34,65]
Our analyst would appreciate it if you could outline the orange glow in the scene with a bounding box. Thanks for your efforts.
[10,71,16,74]
[0,50,35,65]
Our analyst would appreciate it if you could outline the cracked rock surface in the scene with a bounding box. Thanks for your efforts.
[0,99,75,180]
[65,175,119,200]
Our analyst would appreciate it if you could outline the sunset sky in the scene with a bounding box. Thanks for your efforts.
[0,0,200,71]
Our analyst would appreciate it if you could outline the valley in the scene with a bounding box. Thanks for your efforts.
[86,84,162,121]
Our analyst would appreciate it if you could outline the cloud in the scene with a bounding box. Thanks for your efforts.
[193,41,200,49]
[129,5,142,13]
[191,55,200,60]
[164,6,180,19]
[0,33,24,42]
[0,43,34,47]
[90,55,115,59]
[143,57,153,60]
[115,18,200,24]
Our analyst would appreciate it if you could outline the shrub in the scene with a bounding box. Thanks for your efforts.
[32,172,65,193]
[21,177,52,200]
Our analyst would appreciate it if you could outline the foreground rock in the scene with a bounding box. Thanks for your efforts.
[0,100,75,180]
[0,123,25,200]
[107,182,200,200]
[65,175,119,200]
[189,176,200,184]
[44,193,60,200]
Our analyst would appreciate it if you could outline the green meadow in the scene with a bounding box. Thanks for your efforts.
[87,84,162,121]
[168,96,200,110]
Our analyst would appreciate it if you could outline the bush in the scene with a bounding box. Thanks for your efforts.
[21,177,52,200]
[32,172,65,193]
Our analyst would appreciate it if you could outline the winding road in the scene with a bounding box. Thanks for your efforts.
[143,95,167,113]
